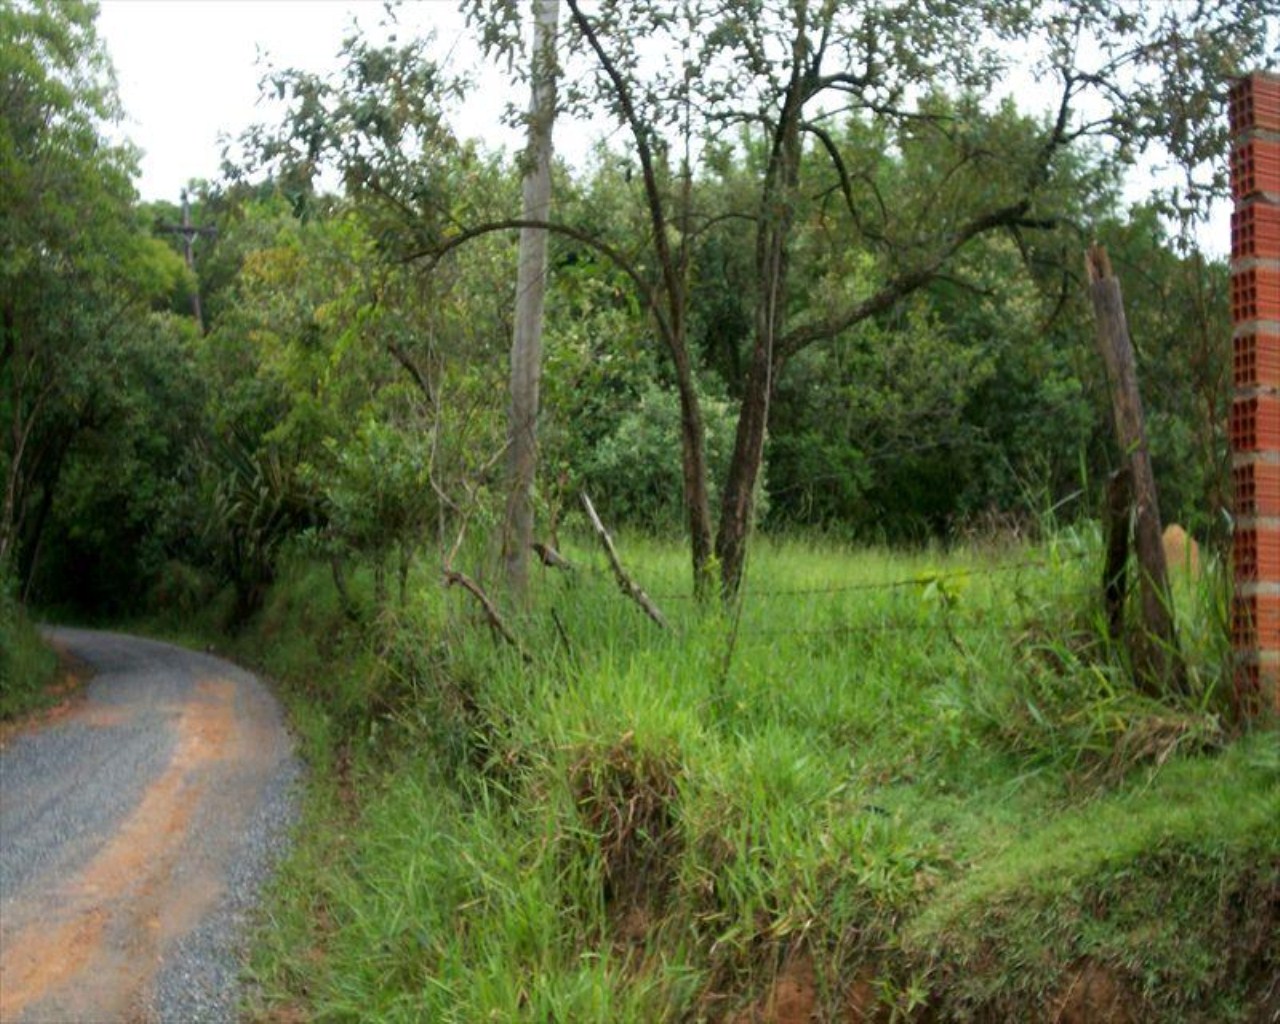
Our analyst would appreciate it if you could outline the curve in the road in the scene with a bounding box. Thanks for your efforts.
[0,628,300,1023]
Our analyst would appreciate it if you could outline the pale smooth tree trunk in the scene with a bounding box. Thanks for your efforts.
[503,0,559,600]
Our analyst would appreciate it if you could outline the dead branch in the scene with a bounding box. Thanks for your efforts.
[580,492,669,630]
[532,540,574,571]
[443,568,530,661]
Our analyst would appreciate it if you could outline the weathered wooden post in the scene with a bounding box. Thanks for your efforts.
[1086,245,1184,694]
[1102,467,1132,643]
[1228,72,1280,721]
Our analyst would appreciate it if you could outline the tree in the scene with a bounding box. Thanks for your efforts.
[503,0,560,600]
[549,0,1275,598]
[0,0,187,586]
[233,0,1274,612]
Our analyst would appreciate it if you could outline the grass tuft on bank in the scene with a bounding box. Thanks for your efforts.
[0,578,56,720]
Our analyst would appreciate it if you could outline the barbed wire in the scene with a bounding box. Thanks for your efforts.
[444,551,1098,659]
[645,549,1093,602]
[736,618,1040,641]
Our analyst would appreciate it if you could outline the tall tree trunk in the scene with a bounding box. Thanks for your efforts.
[715,58,805,601]
[1,402,32,572]
[503,0,559,601]
[17,434,70,602]
[669,316,715,598]
[715,326,777,600]
[564,0,713,598]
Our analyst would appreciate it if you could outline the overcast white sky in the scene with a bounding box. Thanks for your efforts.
[96,0,563,202]
[95,0,1232,253]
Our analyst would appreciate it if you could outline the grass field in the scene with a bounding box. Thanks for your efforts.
[188,526,1276,1022]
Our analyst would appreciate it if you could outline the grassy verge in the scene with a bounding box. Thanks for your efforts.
[0,582,57,720]
[173,528,1275,1022]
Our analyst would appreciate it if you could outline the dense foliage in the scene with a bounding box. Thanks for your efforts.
[2,0,1266,621]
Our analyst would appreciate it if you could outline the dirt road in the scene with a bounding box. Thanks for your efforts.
[0,628,299,1023]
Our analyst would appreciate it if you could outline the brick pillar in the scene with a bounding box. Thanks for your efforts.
[1230,72,1280,719]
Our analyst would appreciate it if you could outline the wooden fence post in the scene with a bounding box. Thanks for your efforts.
[1102,467,1132,643]
[1086,244,1184,694]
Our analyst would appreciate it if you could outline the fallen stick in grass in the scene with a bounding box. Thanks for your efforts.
[443,568,531,661]
[580,492,669,630]
[532,540,574,571]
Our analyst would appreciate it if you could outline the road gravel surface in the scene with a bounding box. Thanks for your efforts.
[0,628,300,1023]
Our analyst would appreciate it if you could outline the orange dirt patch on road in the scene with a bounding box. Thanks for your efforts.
[0,909,106,1019]
[0,679,237,1021]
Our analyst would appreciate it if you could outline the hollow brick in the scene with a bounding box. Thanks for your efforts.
[1231,394,1280,451]
[1233,330,1280,389]
[1229,74,1280,136]
[1231,137,1280,202]
[1231,201,1280,261]
[1230,265,1280,323]
[1233,525,1280,582]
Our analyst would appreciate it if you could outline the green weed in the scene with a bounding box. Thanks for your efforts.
[0,579,56,719]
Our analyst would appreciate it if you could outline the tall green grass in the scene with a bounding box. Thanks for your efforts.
[238,527,1276,1022]
[0,579,56,719]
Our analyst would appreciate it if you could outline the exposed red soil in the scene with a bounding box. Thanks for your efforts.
[726,955,818,1024]
[1050,961,1136,1024]
[724,957,1151,1023]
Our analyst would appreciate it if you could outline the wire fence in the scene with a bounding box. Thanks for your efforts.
[513,546,1097,651]
[646,549,1093,603]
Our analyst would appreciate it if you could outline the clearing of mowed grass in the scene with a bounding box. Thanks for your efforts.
[233,527,1278,1023]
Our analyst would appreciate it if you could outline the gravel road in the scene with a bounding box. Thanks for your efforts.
[0,628,301,1023]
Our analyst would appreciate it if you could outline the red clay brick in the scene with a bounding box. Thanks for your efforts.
[1233,460,1280,518]
[1232,591,1280,649]
[1230,74,1280,135]
[1231,137,1280,201]
[1232,201,1280,261]
[1231,394,1280,452]
[1233,330,1280,388]
[1233,525,1280,582]
[1231,265,1280,323]
[1232,660,1280,717]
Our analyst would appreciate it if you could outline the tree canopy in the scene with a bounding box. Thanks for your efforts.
[1,0,1273,615]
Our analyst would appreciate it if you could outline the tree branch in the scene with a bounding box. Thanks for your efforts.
[564,0,682,316]
[580,492,669,629]
[386,340,436,408]
[778,199,1033,359]
[400,216,670,343]
[444,568,530,660]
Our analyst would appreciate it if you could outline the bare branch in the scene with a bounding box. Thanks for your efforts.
[564,0,682,315]
[800,120,858,223]
[444,568,530,659]
[580,492,669,629]
[386,340,435,408]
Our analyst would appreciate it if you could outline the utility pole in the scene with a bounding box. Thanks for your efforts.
[156,189,217,333]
